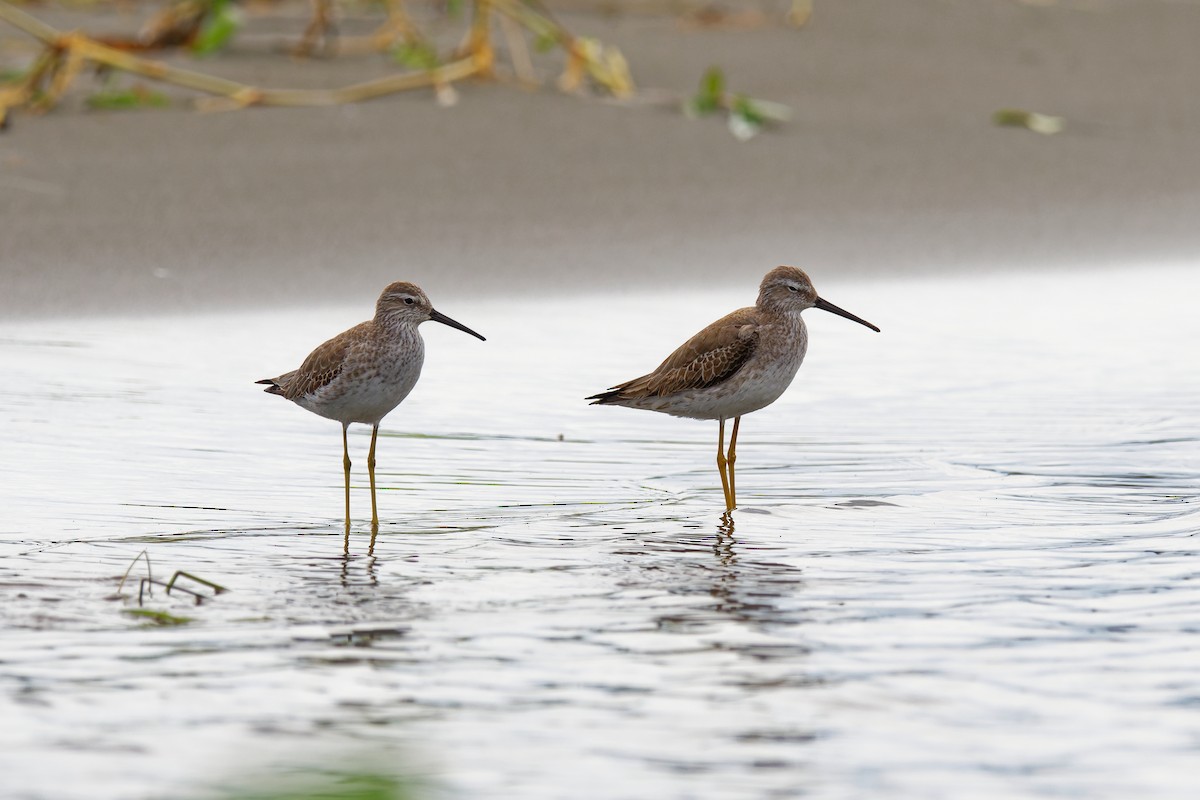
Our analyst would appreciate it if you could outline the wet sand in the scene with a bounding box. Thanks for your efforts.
[2,0,1199,318]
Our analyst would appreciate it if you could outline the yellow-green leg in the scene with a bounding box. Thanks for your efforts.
[368,424,380,533]
[727,416,741,510]
[341,423,352,535]
[717,418,734,512]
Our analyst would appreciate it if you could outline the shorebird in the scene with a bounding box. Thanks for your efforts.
[257,281,485,535]
[588,266,878,512]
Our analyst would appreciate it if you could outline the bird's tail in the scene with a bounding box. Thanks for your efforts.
[586,388,626,405]
[256,377,285,396]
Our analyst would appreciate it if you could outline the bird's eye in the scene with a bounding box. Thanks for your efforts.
[788,285,798,293]
[404,297,415,305]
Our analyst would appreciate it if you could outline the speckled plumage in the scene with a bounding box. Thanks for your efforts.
[258,281,485,538]
[588,266,878,511]
[265,318,426,426]
[588,304,807,421]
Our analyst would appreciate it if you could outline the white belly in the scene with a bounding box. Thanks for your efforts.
[298,341,425,426]
[653,352,804,420]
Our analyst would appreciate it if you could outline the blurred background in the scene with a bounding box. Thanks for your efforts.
[3,0,1198,317]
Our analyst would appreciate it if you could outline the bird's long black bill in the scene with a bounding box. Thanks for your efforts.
[814,297,880,332]
[430,309,486,341]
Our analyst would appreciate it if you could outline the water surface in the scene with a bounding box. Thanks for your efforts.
[1,265,1198,799]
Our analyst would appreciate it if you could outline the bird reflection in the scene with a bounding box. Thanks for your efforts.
[625,510,807,636]
[339,522,379,557]
[338,536,380,588]
[714,510,737,566]
[703,510,806,631]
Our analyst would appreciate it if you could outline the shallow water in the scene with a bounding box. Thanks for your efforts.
[1,265,1198,799]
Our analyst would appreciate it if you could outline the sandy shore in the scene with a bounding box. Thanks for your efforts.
[2,0,1198,318]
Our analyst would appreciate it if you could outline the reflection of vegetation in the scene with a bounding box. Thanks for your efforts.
[220,767,420,800]
[122,608,195,626]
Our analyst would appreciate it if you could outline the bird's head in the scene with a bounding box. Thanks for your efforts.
[757,266,879,332]
[376,282,486,341]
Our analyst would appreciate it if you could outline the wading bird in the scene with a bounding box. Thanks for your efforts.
[588,266,878,511]
[258,282,485,535]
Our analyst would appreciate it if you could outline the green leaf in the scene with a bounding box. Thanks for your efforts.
[728,109,763,142]
[992,108,1065,135]
[701,66,725,102]
[685,68,790,139]
[533,31,558,53]
[687,66,726,117]
[86,85,170,110]
[728,95,790,141]
[191,0,243,57]
[734,95,792,125]
[730,94,766,126]
[682,97,704,119]
[392,41,440,70]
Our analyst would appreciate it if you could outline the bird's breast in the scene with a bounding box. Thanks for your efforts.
[301,334,426,425]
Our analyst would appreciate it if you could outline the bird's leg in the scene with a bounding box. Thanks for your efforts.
[727,416,741,510]
[368,424,380,534]
[342,423,352,536]
[717,418,733,512]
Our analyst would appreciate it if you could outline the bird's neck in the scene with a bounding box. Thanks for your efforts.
[783,310,807,343]
[375,313,419,338]
[758,300,804,325]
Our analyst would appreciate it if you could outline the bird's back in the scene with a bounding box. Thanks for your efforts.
[588,305,808,419]
[259,320,426,426]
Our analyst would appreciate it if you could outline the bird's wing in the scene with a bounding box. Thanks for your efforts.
[605,307,760,399]
[279,324,361,401]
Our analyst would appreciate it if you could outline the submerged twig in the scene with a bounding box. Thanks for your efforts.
[116,549,153,596]
[138,570,228,606]
[115,550,227,607]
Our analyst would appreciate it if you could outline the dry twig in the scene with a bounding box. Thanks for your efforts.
[0,0,635,126]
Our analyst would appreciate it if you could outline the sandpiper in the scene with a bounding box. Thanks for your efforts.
[587,266,878,512]
[257,281,485,535]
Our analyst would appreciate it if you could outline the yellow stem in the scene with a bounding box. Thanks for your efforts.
[0,0,628,118]
[0,7,483,114]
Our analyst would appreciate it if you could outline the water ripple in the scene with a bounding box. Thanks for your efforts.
[2,267,1199,798]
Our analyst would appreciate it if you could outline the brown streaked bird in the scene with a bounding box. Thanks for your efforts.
[587,266,879,512]
[257,282,485,536]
